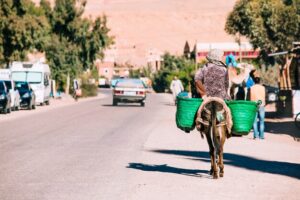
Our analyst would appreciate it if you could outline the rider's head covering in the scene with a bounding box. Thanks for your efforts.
[206,49,224,64]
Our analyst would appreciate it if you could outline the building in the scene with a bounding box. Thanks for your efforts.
[95,48,117,80]
[146,48,163,72]
[196,42,259,62]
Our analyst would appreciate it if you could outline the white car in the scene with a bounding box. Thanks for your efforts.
[112,79,146,106]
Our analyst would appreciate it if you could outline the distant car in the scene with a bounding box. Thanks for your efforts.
[264,85,279,104]
[15,81,36,110]
[112,78,146,106]
[110,79,119,88]
[3,80,21,111]
[0,81,11,114]
[98,77,110,88]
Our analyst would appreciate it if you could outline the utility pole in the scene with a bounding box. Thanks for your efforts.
[238,34,242,62]
[194,40,198,71]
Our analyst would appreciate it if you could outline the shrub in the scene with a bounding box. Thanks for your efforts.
[81,83,98,97]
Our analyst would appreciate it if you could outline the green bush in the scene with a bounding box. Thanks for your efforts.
[81,83,98,97]
[152,53,197,93]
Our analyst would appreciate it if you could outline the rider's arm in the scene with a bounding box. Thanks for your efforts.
[195,80,206,97]
[194,68,206,97]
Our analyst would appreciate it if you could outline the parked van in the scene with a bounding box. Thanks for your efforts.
[11,61,51,105]
[0,69,20,110]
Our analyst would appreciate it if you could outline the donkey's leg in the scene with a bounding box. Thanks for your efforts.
[218,146,224,177]
[217,126,226,178]
[206,130,216,177]
[211,103,219,179]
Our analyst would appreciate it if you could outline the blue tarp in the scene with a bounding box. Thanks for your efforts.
[225,54,237,67]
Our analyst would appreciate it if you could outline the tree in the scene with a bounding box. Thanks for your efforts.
[226,0,300,90]
[0,0,49,67]
[225,0,300,63]
[41,0,113,90]
[152,53,195,93]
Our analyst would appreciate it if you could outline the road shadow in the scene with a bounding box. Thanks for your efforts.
[265,112,300,140]
[149,149,300,180]
[265,120,300,139]
[127,163,209,178]
[163,103,176,106]
[102,104,143,107]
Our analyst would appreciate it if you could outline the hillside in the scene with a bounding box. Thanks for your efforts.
[35,0,238,65]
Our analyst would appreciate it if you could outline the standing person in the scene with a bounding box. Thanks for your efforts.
[250,76,266,139]
[194,49,230,100]
[73,79,81,101]
[170,76,184,104]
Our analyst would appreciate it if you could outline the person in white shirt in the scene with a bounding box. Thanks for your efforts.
[170,76,184,104]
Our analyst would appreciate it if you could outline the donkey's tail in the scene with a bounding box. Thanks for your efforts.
[211,101,221,151]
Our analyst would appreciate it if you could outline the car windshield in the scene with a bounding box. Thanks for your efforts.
[15,82,29,90]
[0,82,5,91]
[12,72,42,84]
[116,79,145,88]
[4,81,12,90]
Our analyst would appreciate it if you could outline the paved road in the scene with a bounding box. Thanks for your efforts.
[0,90,299,200]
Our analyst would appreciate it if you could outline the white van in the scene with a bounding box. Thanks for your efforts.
[11,61,51,105]
[0,69,21,110]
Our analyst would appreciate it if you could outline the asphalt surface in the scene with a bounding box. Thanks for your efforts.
[0,90,299,200]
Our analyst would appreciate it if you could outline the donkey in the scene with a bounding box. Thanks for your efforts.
[228,63,254,100]
[196,97,232,179]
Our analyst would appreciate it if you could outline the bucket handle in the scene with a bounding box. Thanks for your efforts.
[256,100,262,106]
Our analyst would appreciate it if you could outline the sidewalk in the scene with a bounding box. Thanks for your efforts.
[0,92,108,123]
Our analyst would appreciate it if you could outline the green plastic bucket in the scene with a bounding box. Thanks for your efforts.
[226,100,259,135]
[176,96,203,132]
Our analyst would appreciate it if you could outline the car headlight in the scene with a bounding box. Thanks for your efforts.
[23,93,30,98]
[0,94,5,100]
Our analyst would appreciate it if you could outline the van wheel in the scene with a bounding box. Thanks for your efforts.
[45,100,50,105]
[113,99,118,106]
[28,102,32,110]
[40,102,44,106]
[141,102,145,107]
[15,105,20,111]
[32,104,36,110]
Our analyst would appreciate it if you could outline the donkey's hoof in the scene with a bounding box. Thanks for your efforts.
[220,173,224,177]
[213,174,218,179]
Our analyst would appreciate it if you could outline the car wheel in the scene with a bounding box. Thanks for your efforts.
[113,99,118,106]
[7,105,11,113]
[45,100,50,105]
[141,102,145,107]
[32,103,36,110]
[40,102,44,106]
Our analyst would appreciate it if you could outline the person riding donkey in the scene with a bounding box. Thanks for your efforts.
[194,49,233,179]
